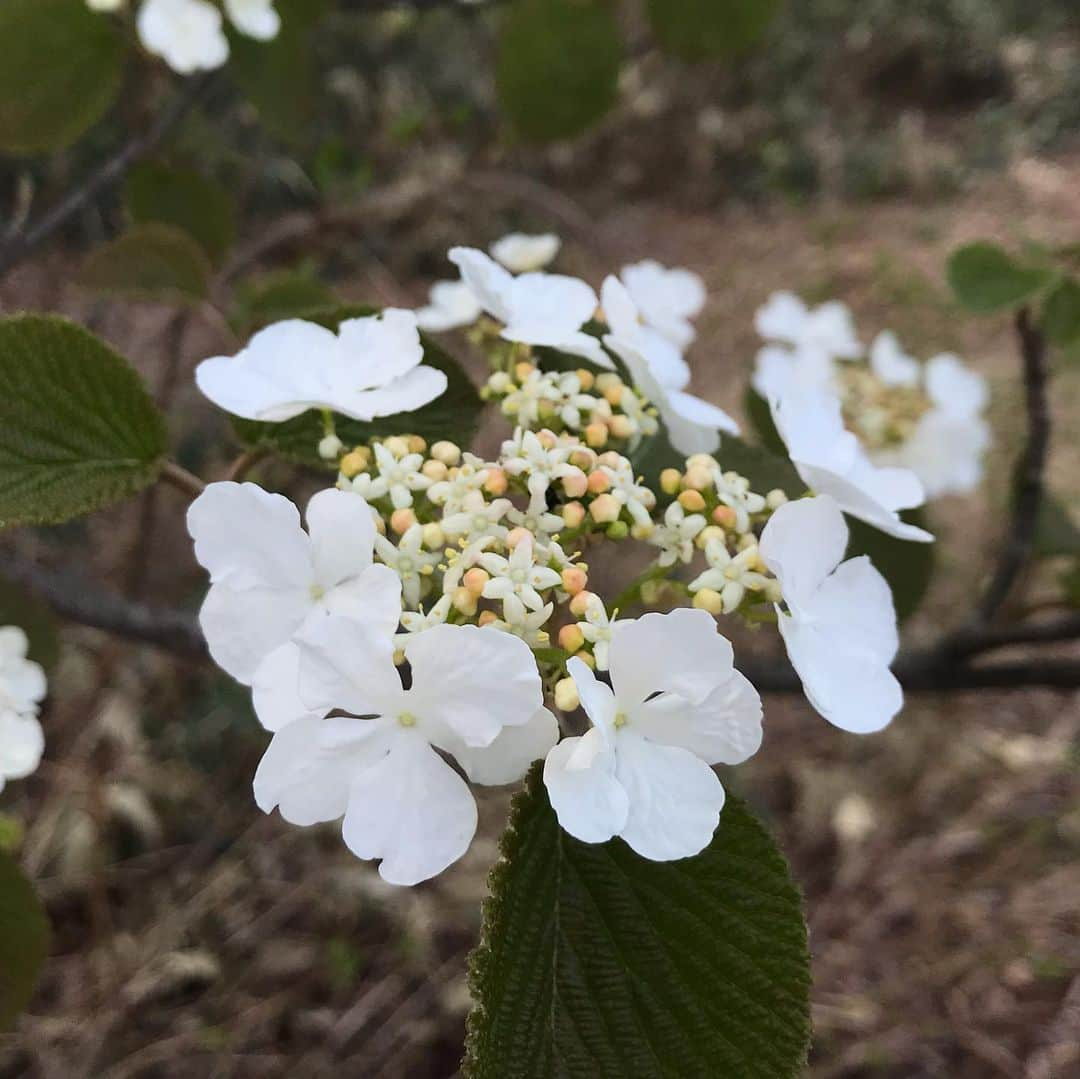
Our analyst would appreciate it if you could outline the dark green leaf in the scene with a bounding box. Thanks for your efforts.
[465,765,811,1079]
[1042,277,1080,346]
[743,387,787,456]
[647,0,780,61]
[0,315,168,530]
[497,0,622,142]
[231,306,484,464]
[79,224,211,304]
[232,269,338,336]
[124,163,237,266]
[0,0,126,155]
[845,510,934,621]
[947,243,1053,314]
[719,434,802,496]
[0,852,50,1030]
[0,576,59,673]
[1061,559,1080,608]
[1033,493,1080,558]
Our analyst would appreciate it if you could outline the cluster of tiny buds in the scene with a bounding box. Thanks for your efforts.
[483,362,659,452]
[836,366,929,450]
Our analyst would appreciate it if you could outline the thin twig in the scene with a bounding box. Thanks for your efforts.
[0,75,215,278]
[225,448,268,483]
[158,460,207,499]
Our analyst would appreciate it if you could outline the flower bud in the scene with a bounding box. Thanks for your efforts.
[692,588,725,616]
[712,505,737,529]
[606,520,629,540]
[558,623,585,654]
[766,488,788,510]
[678,489,706,513]
[430,440,461,466]
[630,521,654,540]
[608,415,633,440]
[390,508,417,534]
[569,590,596,618]
[602,382,624,407]
[574,650,596,670]
[584,422,608,448]
[452,586,478,617]
[589,493,621,524]
[569,447,597,471]
[339,448,371,478]
[487,371,512,394]
[506,526,531,549]
[561,567,587,595]
[554,677,581,713]
[659,468,682,495]
[478,609,498,627]
[463,567,490,596]
[319,433,344,460]
[559,469,587,499]
[696,525,726,549]
[576,368,596,391]
[421,523,445,550]
[514,360,535,382]
[383,435,411,459]
[687,453,717,471]
[422,458,448,481]
[683,465,714,492]
[537,429,558,450]
[595,372,620,393]
[586,469,611,494]
[408,435,427,455]
[596,451,621,469]
[484,468,509,496]
[737,532,757,551]
[765,579,783,603]
[562,501,586,529]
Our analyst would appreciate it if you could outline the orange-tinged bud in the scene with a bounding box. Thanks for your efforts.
[514,360,535,382]
[587,470,611,494]
[558,623,585,654]
[609,415,633,440]
[589,493,621,524]
[484,468,508,496]
[569,590,596,618]
[463,567,489,596]
[561,469,588,498]
[506,526,531,549]
[584,422,608,448]
[562,501,586,529]
[712,505,738,529]
[478,609,498,627]
[561,567,587,595]
[678,489,706,513]
[569,447,597,471]
[390,508,417,534]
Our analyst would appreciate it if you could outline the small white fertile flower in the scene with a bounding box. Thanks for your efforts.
[499,369,564,428]
[875,353,991,498]
[396,594,452,647]
[346,441,432,510]
[187,483,401,732]
[480,535,562,613]
[490,598,554,647]
[755,291,862,361]
[751,343,837,401]
[426,454,491,513]
[602,277,738,456]
[223,0,280,40]
[714,470,766,534]
[619,260,707,351]
[577,595,615,670]
[0,627,47,718]
[441,490,512,543]
[650,502,707,567]
[490,233,562,273]
[505,501,564,540]
[137,0,229,74]
[759,495,902,733]
[770,385,933,542]
[689,540,769,613]
[869,330,920,387]
[543,609,762,860]
[374,524,441,608]
[255,618,554,885]
[448,247,610,367]
[599,458,655,529]
[196,310,446,423]
[500,429,586,507]
[415,280,482,333]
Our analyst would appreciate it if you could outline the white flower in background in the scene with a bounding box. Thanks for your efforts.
[187,483,402,732]
[480,535,562,613]
[543,609,762,860]
[602,277,738,457]
[374,524,441,608]
[255,618,554,885]
[448,247,611,367]
[649,501,707,567]
[759,495,902,734]
[415,280,482,333]
[751,343,837,401]
[770,385,933,542]
[689,540,769,614]
[490,233,562,273]
[875,353,991,498]
[619,260,707,351]
[196,310,446,423]
[346,441,432,510]
[755,291,862,361]
[868,330,920,387]
[137,0,230,74]
[223,0,280,41]
[0,628,47,794]
[577,595,615,670]
[87,0,126,11]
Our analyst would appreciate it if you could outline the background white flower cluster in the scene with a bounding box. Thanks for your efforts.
[0,628,47,795]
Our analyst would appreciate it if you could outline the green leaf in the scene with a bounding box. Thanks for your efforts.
[79,224,211,304]
[0,0,126,155]
[845,510,934,621]
[718,434,802,496]
[1033,493,1080,558]
[497,0,622,142]
[0,852,50,1030]
[465,765,811,1079]
[742,388,789,456]
[232,269,338,336]
[229,0,330,145]
[1042,277,1080,346]
[0,315,168,530]
[947,242,1053,314]
[646,0,780,61]
[1061,559,1080,608]
[124,163,237,266]
[0,576,59,673]
[231,306,484,465]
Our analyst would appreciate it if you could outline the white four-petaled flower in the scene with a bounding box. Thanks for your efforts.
[543,609,762,860]
[619,259,707,351]
[0,628,48,794]
[759,494,902,734]
[196,310,447,423]
[415,280,482,333]
[255,618,557,885]
[490,233,561,273]
[136,0,230,74]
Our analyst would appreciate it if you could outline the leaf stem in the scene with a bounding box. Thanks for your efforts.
[158,460,207,499]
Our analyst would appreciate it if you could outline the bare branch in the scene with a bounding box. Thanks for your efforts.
[159,461,207,500]
[0,75,215,278]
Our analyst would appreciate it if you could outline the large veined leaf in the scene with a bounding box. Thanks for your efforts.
[230,306,485,465]
[0,316,169,530]
[79,224,212,304]
[496,0,622,142]
[947,243,1053,314]
[646,0,780,61]
[465,766,811,1078]
[124,163,237,266]
[231,269,338,337]
[845,510,934,622]
[0,0,126,155]
[0,852,50,1030]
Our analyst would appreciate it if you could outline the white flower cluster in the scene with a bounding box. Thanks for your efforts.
[87,0,280,75]
[0,628,47,795]
[754,291,991,501]
[188,237,929,885]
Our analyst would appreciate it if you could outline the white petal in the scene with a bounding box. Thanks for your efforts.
[869,331,920,387]
[322,564,403,638]
[543,730,629,844]
[925,353,988,418]
[137,0,229,74]
[341,733,478,885]
[304,488,375,588]
[335,364,448,421]
[755,291,808,344]
[416,280,482,332]
[613,730,725,861]
[198,581,309,684]
[251,643,326,732]
[187,482,311,588]
[608,609,733,709]
[336,308,424,390]
[566,657,618,733]
[404,624,542,748]
[666,389,739,434]
[448,247,514,323]
[807,555,899,664]
[224,0,280,40]
[490,233,561,273]
[506,272,598,340]
[0,712,44,782]
[450,707,560,786]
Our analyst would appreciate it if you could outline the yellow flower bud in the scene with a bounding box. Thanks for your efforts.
[693,588,726,616]
[569,447,597,471]
[589,493,621,524]
[463,567,490,596]
[575,650,596,670]
[561,469,588,499]
[576,368,596,391]
[659,468,682,495]
[514,360,535,382]
[383,435,411,459]
[422,458,448,481]
[561,567,587,595]
[766,488,788,510]
[678,489,706,513]
[609,415,633,440]
[584,422,608,448]
[430,440,461,466]
[562,501,586,529]
[683,465,714,492]
[558,623,585,654]
[452,586,478,617]
[484,468,509,496]
[407,435,427,455]
[712,505,737,529]
[339,449,371,479]
[478,609,498,627]
[630,522,654,540]
[554,677,581,713]
[603,382,624,407]
[697,524,725,549]
[421,523,445,550]
[390,508,417,534]
[569,590,596,618]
